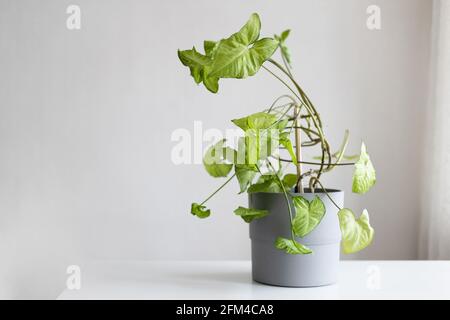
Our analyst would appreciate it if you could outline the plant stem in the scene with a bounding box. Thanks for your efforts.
[294,105,304,193]
[200,174,236,206]
[267,95,297,113]
[310,178,342,211]
[266,59,332,185]
[262,65,302,102]
[275,157,355,166]
[267,162,296,240]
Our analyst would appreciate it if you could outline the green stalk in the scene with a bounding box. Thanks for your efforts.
[265,59,332,186]
[310,178,342,211]
[266,162,296,241]
[200,174,236,206]
[294,105,304,193]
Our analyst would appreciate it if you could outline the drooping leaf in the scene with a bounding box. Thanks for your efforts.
[248,174,283,193]
[338,208,374,254]
[234,206,268,223]
[209,13,278,79]
[275,237,312,255]
[280,132,297,165]
[203,139,233,177]
[282,173,298,189]
[202,74,219,93]
[177,47,219,93]
[352,143,376,194]
[177,47,211,84]
[292,196,326,237]
[235,164,258,193]
[191,203,211,219]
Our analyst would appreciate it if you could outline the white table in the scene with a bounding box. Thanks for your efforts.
[58,260,450,300]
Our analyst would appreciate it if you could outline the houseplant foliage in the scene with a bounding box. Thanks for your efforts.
[178,13,376,255]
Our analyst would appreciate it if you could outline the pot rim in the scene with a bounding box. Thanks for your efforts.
[249,188,344,195]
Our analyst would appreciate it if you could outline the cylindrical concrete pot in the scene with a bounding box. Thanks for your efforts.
[249,189,343,287]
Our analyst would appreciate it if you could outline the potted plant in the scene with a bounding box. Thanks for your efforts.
[178,13,376,287]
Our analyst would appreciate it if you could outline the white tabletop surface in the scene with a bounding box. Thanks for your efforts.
[58,260,450,300]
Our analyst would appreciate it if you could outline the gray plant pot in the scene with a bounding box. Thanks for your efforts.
[249,189,343,287]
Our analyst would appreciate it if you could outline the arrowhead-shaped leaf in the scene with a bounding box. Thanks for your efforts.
[209,13,278,79]
[203,139,234,177]
[177,47,219,93]
[232,114,279,165]
[292,196,326,237]
[275,29,292,67]
[248,174,283,193]
[177,47,211,84]
[191,203,211,219]
[234,206,268,223]
[275,237,312,255]
[352,143,376,194]
[204,40,218,56]
[235,164,258,193]
[232,112,277,131]
[338,208,374,253]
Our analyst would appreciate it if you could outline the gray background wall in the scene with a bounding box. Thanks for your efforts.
[0,0,432,298]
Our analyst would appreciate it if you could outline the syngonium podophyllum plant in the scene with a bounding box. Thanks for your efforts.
[178,13,376,255]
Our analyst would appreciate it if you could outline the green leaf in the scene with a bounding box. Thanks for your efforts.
[234,206,268,223]
[248,128,279,163]
[231,117,250,131]
[203,139,233,177]
[352,143,376,194]
[233,113,280,165]
[277,119,289,130]
[247,112,277,129]
[248,175,283,193]
[275,237,312,255]
[232,112,277,131]
[343,154,360,161]
[275,29,292,67]
[338,208,374,254]
[203,74,219,93]
[177,47,219,93]
[209,13,278,79]
[204,40,218,56]
[280,29,290,41]
[177,47,211,84]
[282,173,297,189]
[235,164,258,193]
[191,203,211,219]
[280,132,297,165]
[292,196,326,237]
